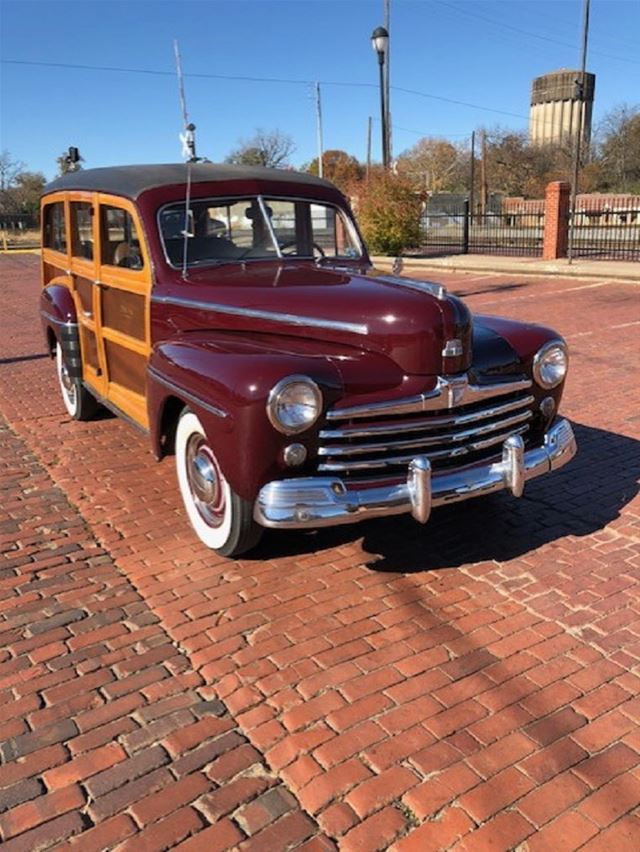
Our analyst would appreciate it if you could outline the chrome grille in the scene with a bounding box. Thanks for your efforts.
[318,385,534,475]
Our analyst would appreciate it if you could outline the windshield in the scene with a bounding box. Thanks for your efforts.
[159,195,363,267]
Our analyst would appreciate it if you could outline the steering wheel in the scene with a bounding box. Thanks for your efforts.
[279,240,326,259]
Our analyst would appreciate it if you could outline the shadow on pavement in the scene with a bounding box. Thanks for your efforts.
[257,422,639,570]
[0,352,49,366]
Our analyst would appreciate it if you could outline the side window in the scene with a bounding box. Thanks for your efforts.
[70,202,94,260]
[43,202,67,253]
[100,205,144,270]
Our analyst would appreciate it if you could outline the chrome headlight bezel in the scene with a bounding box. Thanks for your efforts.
[267,375,323,435]
[533,340,568,389]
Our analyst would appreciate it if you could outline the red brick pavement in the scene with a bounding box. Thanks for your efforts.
[1,255,639,850]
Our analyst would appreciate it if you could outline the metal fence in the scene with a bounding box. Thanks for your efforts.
[569,210,640,261]
[416,201,544,258]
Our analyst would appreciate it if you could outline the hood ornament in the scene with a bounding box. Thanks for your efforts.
[442,339,464,358]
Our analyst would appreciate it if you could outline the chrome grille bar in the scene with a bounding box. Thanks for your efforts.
[326,376,532,421]
[318,409,533,457]
[320,394,535,440]
[318,425,530,472]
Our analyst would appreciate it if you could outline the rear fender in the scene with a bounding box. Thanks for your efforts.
[40,284,81,378]
[147,336,342,501]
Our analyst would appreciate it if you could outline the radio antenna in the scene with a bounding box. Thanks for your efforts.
[174,39,197,279]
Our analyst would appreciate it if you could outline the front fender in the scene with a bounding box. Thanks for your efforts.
[147,333,343,501]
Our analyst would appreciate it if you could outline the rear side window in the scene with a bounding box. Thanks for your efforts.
[71,202,94,260]
[100,205,144,270]
[43,202,67,253]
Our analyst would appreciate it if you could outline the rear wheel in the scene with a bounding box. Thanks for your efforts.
[56,342,98,421]
[175,410,263,557]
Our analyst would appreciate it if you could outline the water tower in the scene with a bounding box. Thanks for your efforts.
[529,69,595,148]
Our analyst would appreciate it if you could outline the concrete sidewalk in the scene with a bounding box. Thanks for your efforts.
[372,253,639,283]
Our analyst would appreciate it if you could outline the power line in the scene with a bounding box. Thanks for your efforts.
[2,58,532,123]
[1,57,598,135]
[434,0,640,66]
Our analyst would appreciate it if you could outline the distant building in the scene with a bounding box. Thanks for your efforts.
[529,69,595,149]
[504,193,639,226]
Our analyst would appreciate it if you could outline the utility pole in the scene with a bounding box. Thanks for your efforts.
[384,0,392,165]
[469,130,476,225]
[315,82,324,179]
[568,0,591,264]
[366,116,372,179]
[480,129,488,216]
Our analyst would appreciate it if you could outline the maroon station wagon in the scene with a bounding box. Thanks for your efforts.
[40,163,576,556]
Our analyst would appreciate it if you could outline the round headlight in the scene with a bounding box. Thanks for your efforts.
[267,376,322,435]
[533,340,568,389]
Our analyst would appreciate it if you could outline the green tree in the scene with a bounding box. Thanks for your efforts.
[352,169,422,255]
[225,129,295,169]
[10,171,46,216]
[304,150,363,191]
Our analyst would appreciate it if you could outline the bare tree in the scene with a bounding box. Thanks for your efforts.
[395,138,468,193]
[596,104,640,193]
[0,150,26,191]
[56,148,84,176]
[225,129,295,169]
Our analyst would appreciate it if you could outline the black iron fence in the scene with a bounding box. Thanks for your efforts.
[416,201,544,258]
[569,209,640,261]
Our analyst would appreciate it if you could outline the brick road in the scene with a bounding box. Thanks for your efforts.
[1,254,639,851]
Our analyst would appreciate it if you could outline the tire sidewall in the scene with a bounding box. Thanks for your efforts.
[175,410,234,551]
[56,341,79,418]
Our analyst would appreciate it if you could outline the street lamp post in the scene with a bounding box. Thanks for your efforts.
[371,26,389,169]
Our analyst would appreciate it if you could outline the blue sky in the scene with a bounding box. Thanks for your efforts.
[1,0,639,180]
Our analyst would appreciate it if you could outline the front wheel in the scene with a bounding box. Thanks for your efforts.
[56,342,98,421]
[175,410,263,557]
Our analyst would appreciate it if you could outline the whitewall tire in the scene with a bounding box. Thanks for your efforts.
[175,410,262,557]
[56,341,97,421]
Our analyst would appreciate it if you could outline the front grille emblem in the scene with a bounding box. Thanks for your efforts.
[444,375,468,408]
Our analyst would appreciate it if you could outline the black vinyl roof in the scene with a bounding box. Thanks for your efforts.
[43,163,336,199]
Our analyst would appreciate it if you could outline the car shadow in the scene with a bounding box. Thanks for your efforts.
[455,281,528,298]
[0,352,50,366]
[256,422,639,570]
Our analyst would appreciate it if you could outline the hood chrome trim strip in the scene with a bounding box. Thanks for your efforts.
[376,275,447,301]
[151,294,368,336]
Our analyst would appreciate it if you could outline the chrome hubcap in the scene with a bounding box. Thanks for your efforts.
[186,436,225,527]
[60,361,74,393]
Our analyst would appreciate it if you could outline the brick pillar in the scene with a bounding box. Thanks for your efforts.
[543,181,570,260]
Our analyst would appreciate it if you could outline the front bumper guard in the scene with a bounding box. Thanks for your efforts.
[254,418,576,530]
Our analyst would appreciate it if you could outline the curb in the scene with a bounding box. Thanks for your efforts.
[371,255,640,284]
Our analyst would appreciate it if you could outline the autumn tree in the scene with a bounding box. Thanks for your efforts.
[352,169,422,255]
[225,129,295,169]
[304,150,364,191]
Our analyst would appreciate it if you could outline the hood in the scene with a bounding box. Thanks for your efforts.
[154,262,472,376]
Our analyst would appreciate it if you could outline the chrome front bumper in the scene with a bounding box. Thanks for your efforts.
[254,418,576,530]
